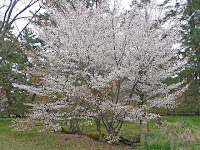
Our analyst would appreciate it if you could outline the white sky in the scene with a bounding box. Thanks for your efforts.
[0,0,42,35]
[0,0,171,35]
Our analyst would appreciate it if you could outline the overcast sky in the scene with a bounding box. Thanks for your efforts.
[0,0,170,35]
[0,0,42,35]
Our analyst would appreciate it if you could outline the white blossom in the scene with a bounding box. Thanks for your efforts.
[13,0,188,134]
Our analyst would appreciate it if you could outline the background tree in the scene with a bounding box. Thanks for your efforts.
[180,0,200,114]
[0,0,42,63]
[160,0,200,114]
[0,0,44,116]
[0,25,30,117]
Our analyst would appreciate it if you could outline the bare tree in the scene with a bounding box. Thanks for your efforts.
[0,0,42,63]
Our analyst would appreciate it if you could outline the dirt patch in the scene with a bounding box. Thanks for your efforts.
[58,133,133,150]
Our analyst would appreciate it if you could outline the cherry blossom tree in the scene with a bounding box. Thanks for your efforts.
[13,0,188,137]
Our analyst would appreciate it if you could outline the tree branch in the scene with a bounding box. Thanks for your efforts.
[0,5,42,64]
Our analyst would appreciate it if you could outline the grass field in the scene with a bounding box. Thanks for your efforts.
[0,116,200,150]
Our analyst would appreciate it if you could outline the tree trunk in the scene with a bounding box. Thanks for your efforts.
[31,94,36,102]
[156,107,162,125]
[69,119,81,134]
[95,118,101,133]
[139,120,143,134]
[147,122,150,132]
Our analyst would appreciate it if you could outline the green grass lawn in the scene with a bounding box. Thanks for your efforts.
[0,118,130,150]
[140,116,200,150]
[1,116,200,150]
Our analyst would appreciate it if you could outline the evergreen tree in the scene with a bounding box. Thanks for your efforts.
[160,0,200,114]
[0,22,30,116]
[0,20,43,116]
[180,0,200,114]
